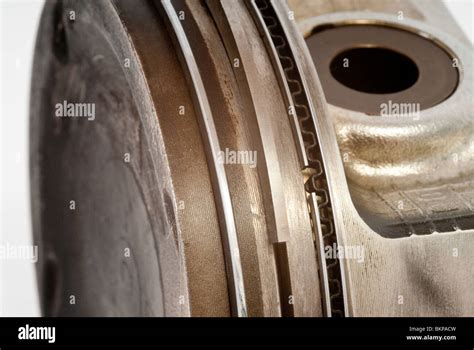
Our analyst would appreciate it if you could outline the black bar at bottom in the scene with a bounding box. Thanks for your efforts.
[0,317,472,347]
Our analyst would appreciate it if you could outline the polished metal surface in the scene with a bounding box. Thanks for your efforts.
[290,2,474,316]
[306,24,459,115]
[303,14,474,239]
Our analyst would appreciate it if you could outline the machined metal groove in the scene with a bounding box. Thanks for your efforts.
[205,0,329,316]
[206,0,292,247]
[248,0,346,317]
[159,0,247,317]
[308,193,331,316]
[204,0,295,316]
[246,1,309,170]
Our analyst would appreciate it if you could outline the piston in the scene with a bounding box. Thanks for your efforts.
[30,0,474,317]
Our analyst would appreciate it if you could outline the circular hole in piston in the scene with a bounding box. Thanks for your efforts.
[306,24,459,115]
[330,47,419,94]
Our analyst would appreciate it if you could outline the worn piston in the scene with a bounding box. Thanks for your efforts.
[30,0,474,318]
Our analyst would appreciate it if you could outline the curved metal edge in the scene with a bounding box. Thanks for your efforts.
[272,0,350,317]
[204,0,292,246]
[247,0,349,316]
[158,0,248,317]
[246,0,309,170]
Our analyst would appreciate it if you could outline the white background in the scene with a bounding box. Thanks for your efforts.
[1,0,473,316]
